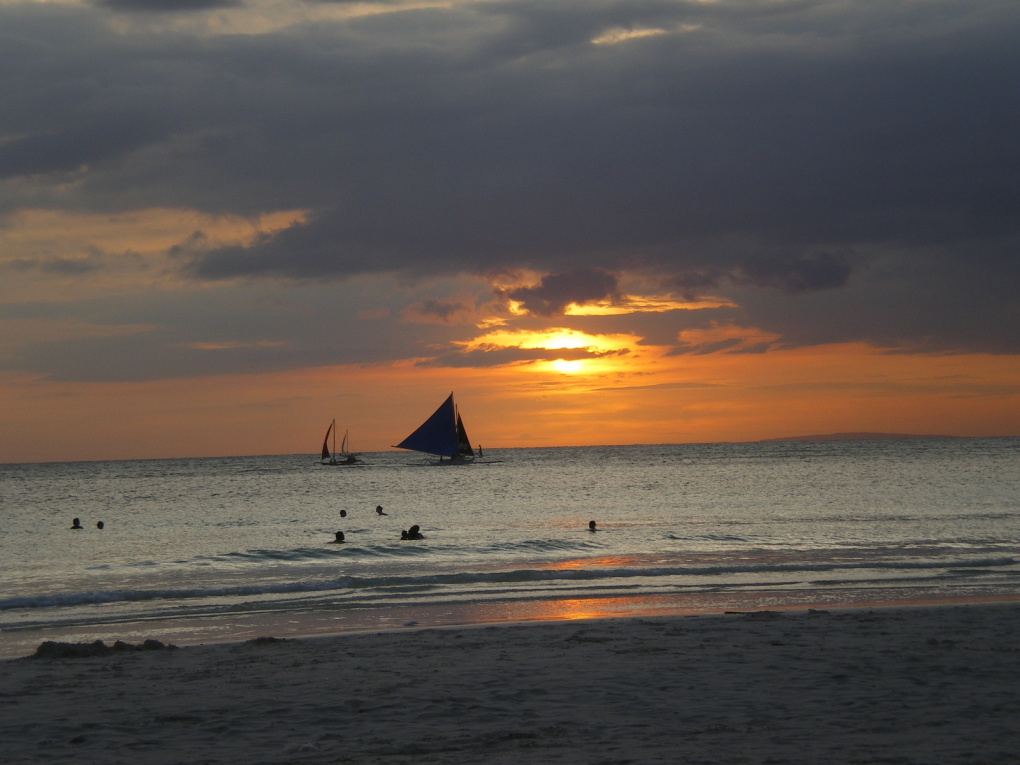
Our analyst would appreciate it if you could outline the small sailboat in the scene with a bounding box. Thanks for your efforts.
[320,419,360,465]
[394,393,477,462]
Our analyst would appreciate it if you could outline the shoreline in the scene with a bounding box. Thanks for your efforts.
[3,600,1020,763]
[4,588,1020,661]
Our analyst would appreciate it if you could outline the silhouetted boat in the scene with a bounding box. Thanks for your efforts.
[320,419,360,465]
[394,393,476,463]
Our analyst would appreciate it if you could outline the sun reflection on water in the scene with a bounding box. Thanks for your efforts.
[536,555,642,570]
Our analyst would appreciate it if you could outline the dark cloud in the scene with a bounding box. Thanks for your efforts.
[98,0,243,12]
[181,214,424,281]
[505,267,619,316]
[0,280,464,382]
[405,299,475,324]
[661,270,724,302]
[0,117,169,179]
[163,0,1018,319]
[661,251,855,298]
[424,345,629,369]
[1,0,1018,372]
[5,257,105,276]
[733,251,855,295]
[669,337,774,357]
[309,0,406,5]
[730,243,1020,354]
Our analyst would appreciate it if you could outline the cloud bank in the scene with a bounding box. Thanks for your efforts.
[1,0,1018,385]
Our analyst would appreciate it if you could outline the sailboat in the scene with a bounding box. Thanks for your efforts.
[320,419,360,465]
[394,393,477,462]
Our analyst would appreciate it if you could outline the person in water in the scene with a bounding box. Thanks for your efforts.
[340,509,347,518]
[589,520,598,532]
[401,524,424,540]
[330,531,345,544]
[96,521,104,530]
[70,517,83,530]
[376,505,387,516]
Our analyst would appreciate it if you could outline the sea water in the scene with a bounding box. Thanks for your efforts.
[1,438,1018,658]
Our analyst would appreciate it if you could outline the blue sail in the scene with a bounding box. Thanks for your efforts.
[395,393,460,457]
[456,412,475,457]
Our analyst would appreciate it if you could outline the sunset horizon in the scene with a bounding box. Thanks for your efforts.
[2,0,1017,464]
[4,7,1018,756]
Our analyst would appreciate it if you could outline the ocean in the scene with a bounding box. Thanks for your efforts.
[2,438,1018,659]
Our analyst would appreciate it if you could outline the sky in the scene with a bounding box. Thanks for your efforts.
[1,0,1018,463]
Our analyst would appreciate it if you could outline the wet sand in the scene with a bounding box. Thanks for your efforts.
[2,603,1019,764]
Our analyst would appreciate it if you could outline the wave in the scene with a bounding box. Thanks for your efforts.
[3,556,1015,613]
[182,538,595,566]
[478,538,598,554]
[667,533,750,543]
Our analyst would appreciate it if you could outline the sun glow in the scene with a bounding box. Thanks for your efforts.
[591,27,669,45]
[550,359,584,374]
[462,327,635,354]
[454,327,646,376]
[565,295,735,316]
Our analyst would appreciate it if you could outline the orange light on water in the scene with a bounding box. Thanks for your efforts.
[538,555,642,570]
[517,596,685,622]
[540,599,617,621]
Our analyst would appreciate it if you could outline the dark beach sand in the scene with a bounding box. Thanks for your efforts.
[2,603,1019,764]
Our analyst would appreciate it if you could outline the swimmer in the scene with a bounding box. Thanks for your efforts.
[340,509,347,518]
[403,524,424,540]
[330,531,345,544]
[70,517,83,530]
[376,505,387,516]
[96,521,105,530]
[588,520,598,532]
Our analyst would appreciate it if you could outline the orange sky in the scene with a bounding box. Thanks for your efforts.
[2,335,1016,464]
[2,1,1018,464]
[1,206,1017,463]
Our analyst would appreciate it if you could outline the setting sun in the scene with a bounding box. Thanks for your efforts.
[456,327,639,357]
[550,359,584,374]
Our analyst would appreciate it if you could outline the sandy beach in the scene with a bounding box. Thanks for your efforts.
[2,603,1019,764]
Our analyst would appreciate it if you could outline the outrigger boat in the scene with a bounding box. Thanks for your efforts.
[320,419,360,465]
[394,393,477,463]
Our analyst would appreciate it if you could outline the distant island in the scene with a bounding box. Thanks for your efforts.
[761,432,959,443]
